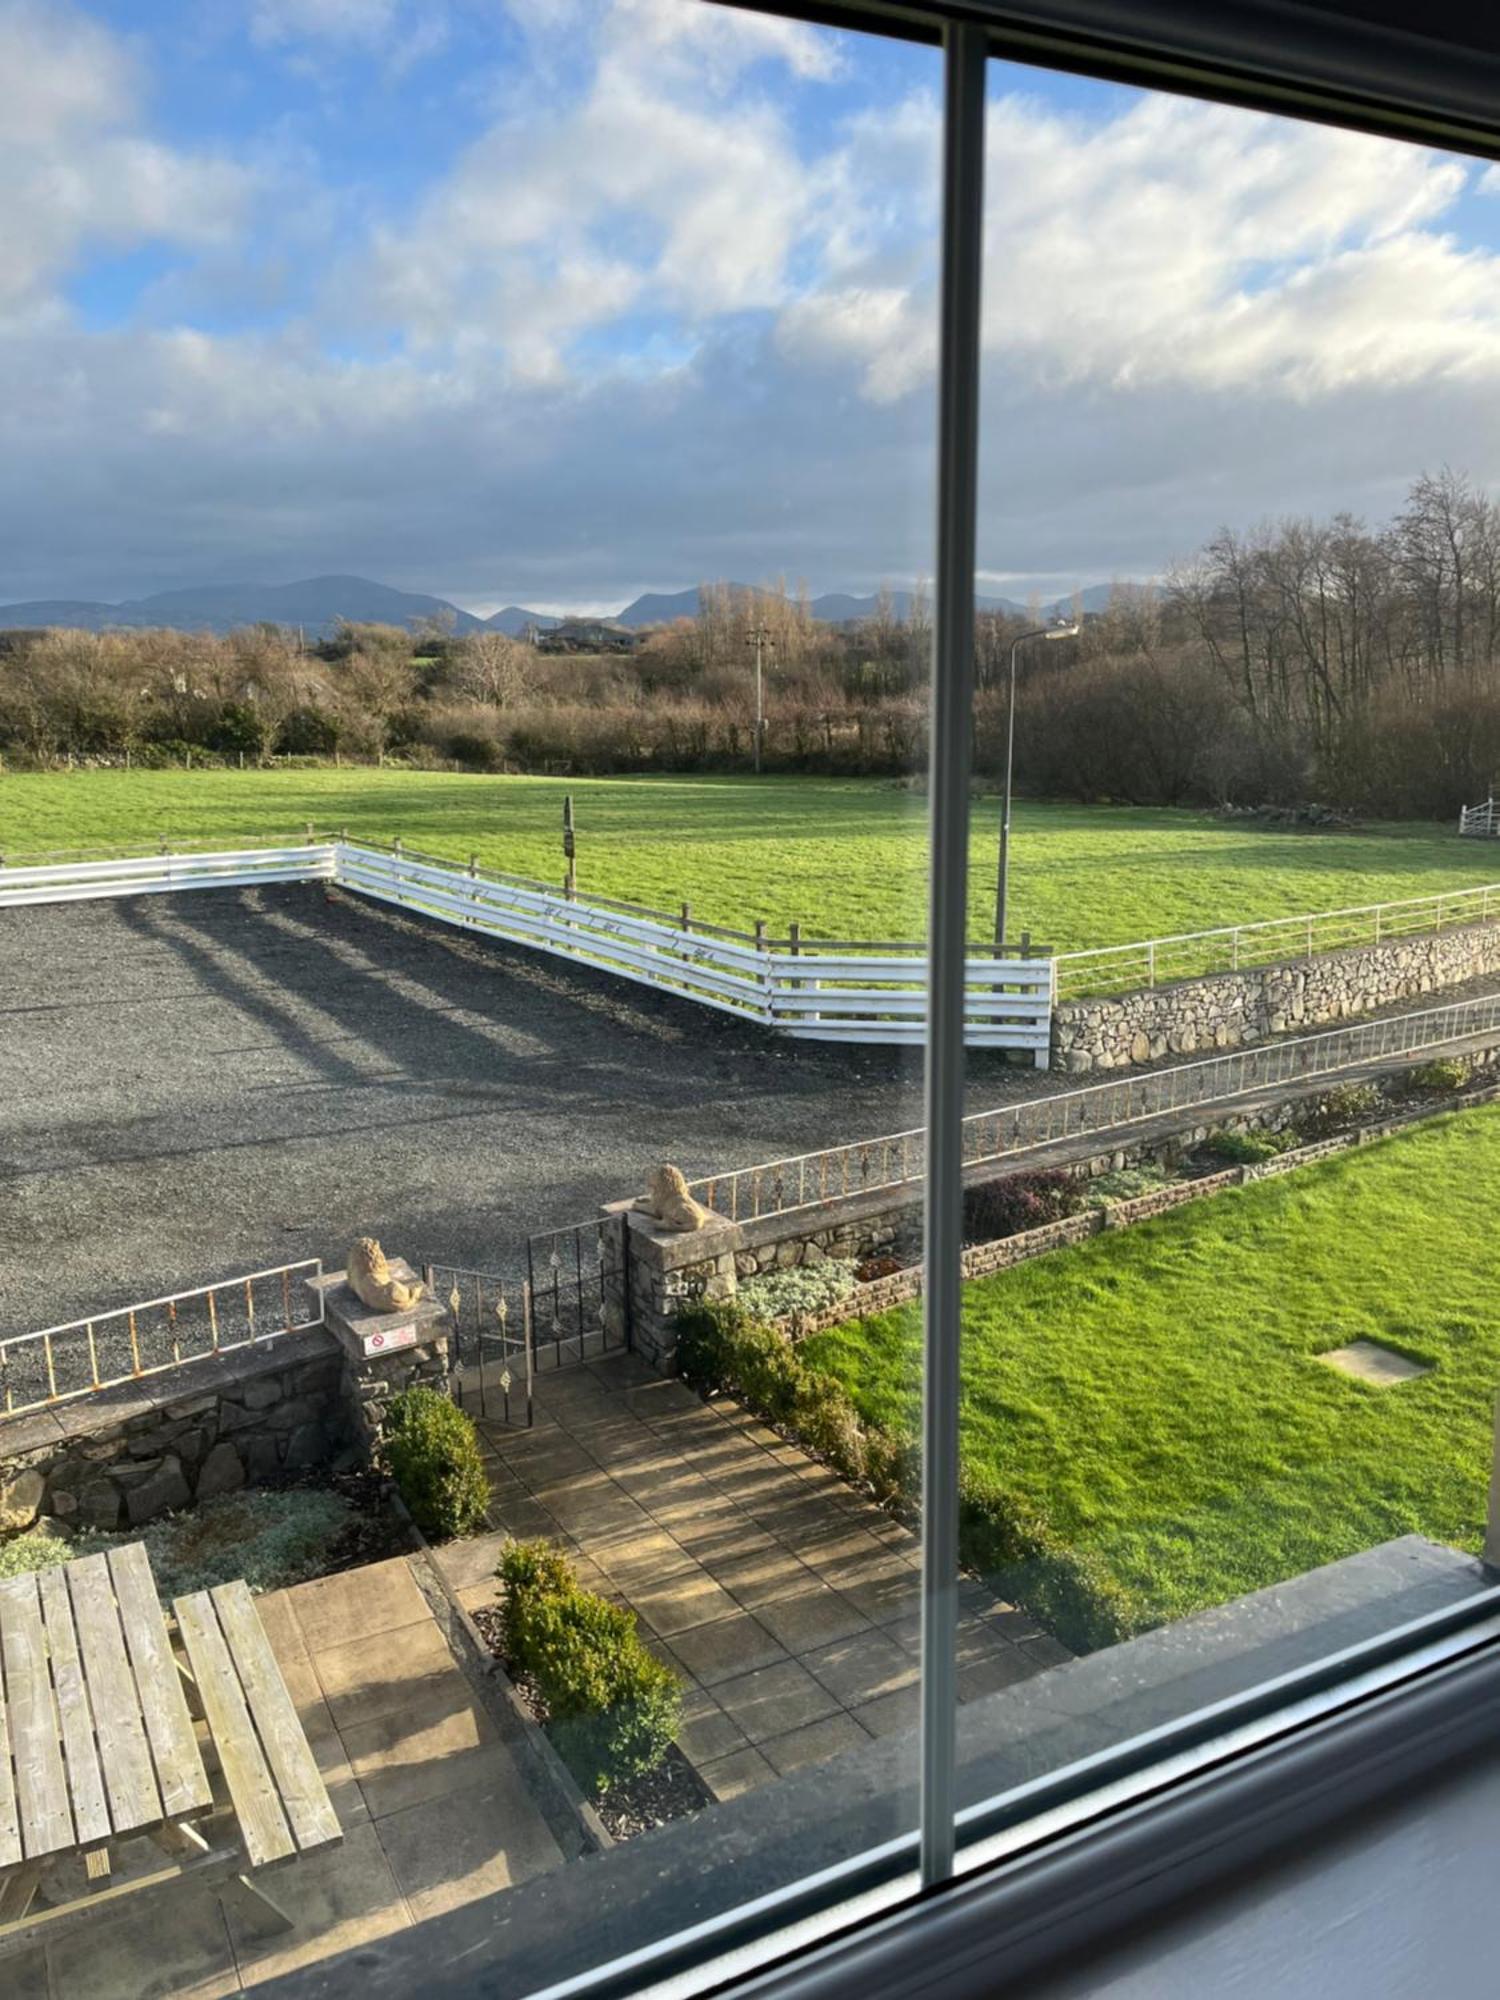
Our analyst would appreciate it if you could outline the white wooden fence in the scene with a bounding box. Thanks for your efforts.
[1460,799,1500,838]
[0,838,1053,1059]
[0,844,336,908]
[335,841,1053,1057]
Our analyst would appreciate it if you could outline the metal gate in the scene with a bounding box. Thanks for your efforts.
[425,1215,628,1426]
[524,1213,630,1371]
[423,1263,534,1425]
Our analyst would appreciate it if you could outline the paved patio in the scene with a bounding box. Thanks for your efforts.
[439,1353,1068,1800]
[11,1556,566,1999]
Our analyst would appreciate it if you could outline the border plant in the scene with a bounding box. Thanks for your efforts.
[382,1387,489,1538]
[497,1539,683,1794]
[673,1298,1142,1653]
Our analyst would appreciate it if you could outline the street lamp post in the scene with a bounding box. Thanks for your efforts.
[747,623,774,774]
[995,620,1080,949]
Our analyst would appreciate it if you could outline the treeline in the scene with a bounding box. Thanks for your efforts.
[6,471,1500,817]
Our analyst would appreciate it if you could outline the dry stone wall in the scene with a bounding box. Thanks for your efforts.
[0,1332,345,1534]
[0,1304,454,1534]
[1052,918,1500,1073]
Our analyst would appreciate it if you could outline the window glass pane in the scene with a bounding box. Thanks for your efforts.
[0,0,947,1990]
[936,53,1500,1845]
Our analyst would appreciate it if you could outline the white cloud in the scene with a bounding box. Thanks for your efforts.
[779,89,1500,404]
[358,0,841,380]
[250,0,401,44]
[0,0,254,319]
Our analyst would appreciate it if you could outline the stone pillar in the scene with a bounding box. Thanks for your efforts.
[601,1202,743,1374]
[307,1261,454,1458]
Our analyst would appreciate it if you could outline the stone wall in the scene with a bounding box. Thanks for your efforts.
[621,1057,1500,1359]
[0,1331,346,1535]
[0,1273,455,1535]
[1051,917,1500,1073]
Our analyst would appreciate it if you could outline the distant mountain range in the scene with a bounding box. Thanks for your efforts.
[0,574,1132,639]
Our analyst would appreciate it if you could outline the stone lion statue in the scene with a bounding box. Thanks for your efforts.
[347,1237,425,1313]
[634,1164,717,1233]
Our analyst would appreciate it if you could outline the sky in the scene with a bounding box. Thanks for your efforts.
[6,0,1500,616]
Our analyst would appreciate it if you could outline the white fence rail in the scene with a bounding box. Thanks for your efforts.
[0,845,336,908]
[0,837,1053,1058]
[0,1261,325,1417]
[1053,880,1500,1000]
[1460,799,1500,838]
[688,987,1500,1221]
[338,841,1053,1057]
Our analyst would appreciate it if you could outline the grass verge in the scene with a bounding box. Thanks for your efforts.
[2,769,1493,951]
[803,1103,1500,1629]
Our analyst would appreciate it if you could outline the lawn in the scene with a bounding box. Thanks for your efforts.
[803,1105,1500,1627]
[2,768,1495,953]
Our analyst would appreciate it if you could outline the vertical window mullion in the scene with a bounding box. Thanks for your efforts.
[920,14,988,1895]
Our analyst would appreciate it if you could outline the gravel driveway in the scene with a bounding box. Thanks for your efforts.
[0,883,1046,1340]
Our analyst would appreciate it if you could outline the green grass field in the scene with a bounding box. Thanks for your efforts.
[2,768,1495,952]
[804,1106,1500,1627]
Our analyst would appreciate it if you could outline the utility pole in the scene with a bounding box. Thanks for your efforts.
[746,624,774,774]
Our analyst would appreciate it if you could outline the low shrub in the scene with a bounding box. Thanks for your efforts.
[1202,1126,1300,1165]
[0,1491,357,1597]
[1082,1165,1172,1208]
[382,1387,489,1539]
[792,1368,868,1482]
[736,1257,858,1324]
[0,1528,73,1580]
[963,1169,1082,1244]
[1408,1056,1472,1094]
[957,1473,1145,1653]
[498,1539,682,1793]
[1295,1081,1383,1139]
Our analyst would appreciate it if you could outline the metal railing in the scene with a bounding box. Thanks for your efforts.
[1053,880,1500,1000]
[0,1260,325,1417]
[0,844,336,908]
[688,988,1500,1222]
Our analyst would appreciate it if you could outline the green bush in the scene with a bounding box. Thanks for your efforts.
[1203,1126,1299,1164]
[792,1368,868,1482]
[956,1474,1145,1653]
[1409,1056,1472,1094]
[737,1257,859,1324]
[498,1540,682,1793]
[383,1388,489,1539]
[1295,1081,1382,1139]
[0,1529,73,1580]
[674,1298,802,1422]
[1082,1164,1172,1208]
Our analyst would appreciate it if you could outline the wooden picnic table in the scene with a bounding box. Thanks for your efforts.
[0,1541,340,1956]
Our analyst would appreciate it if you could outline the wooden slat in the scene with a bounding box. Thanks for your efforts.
[210,1583,339,1855]
[0,1599,21,1871]
[66,1554,159,1836]
[0,1575,71,1861]
[36,1568,109,1849]
[173,1592,294,1869]
[108,1546,210,1820]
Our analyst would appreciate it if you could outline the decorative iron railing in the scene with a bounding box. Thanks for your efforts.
[688,988,1500,1222]
[0,1261,325,1417]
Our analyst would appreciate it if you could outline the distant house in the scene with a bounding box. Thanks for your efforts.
[536,618,639,654]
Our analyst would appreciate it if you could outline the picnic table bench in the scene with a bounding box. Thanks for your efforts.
[0,1541,339,1956]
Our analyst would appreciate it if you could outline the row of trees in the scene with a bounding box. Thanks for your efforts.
[4,471,1500,816]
